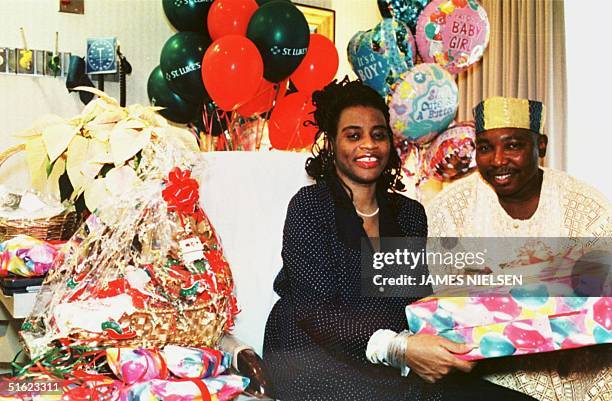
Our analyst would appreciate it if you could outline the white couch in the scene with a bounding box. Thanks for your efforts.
[198,151,313,355]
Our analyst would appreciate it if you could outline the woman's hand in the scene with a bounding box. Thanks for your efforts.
[405,334,476,383]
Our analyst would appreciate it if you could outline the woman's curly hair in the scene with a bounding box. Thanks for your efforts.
[305,77,405,193]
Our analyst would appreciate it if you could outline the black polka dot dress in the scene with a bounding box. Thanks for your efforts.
[263,177,537,401]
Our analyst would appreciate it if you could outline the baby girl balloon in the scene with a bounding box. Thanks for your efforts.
[415,0,490,74]
[389,63,458,143]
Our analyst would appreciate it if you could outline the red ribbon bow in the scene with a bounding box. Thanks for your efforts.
[162,168,202,220]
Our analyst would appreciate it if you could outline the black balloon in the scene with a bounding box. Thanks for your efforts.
[377,0,393,18]
[247,1,310,82]
[162,0,215,33]
[256,0,290,5]
[147,66,199,124]
[160,32,211,104]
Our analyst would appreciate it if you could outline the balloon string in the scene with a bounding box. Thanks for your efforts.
[187,122,199,149]
[231,111,244,150]
[200,105,210,151]
[224,111,233,150]
[258,82,284,150]
[288,96,309,150]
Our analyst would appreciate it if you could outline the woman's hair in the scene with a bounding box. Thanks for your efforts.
[305,77,405,193]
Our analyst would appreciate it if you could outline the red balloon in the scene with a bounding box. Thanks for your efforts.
[238,79,288,117]
[291,34,339,93]
[202,35,263,111]
[268,92,317,150]
[208,0,259,41]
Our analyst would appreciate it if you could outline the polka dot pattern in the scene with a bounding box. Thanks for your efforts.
[263,179,537,401]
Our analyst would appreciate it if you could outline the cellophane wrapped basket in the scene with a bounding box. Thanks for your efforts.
[20,142,238,358]
[0,144,81,243]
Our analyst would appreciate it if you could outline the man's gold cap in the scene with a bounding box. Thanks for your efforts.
[473,96,545,134]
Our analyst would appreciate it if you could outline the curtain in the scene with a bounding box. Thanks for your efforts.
[456,0,567,168]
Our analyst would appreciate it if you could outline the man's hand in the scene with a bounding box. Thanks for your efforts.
[405,334,476,383]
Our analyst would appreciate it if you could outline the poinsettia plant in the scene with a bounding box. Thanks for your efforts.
[14,87,199,213]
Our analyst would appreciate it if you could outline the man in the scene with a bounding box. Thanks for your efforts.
[428,96,610,238]
[426,96,611,401]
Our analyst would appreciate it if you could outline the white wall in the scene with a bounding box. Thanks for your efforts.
[0,0,380,188]
[0,0,175,186]
[332,0,380,80]
[565,1,612,199]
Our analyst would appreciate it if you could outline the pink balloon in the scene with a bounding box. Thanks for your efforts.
[415,0,490,74]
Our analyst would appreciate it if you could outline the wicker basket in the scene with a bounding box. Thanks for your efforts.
[69,296,230,349]
[0,144,81,242]
[64,258,236,350]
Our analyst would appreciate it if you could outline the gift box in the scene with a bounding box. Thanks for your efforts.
[0,235,59,277]
[406,239,611,360]
[406,295,611,360]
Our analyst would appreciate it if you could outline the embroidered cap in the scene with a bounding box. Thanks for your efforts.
[473,96,546,134]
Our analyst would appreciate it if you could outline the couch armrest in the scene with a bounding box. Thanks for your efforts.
[220,334,275,398]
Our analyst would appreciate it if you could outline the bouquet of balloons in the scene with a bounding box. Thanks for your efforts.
[350,0,490,185]
[148,0,340,151]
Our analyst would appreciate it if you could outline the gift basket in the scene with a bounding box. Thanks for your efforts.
[0,162,80,242]
[19,139,238,358]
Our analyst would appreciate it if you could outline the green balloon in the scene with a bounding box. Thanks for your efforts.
[147,66,199,124]
[247,1,310,82]
[160,31,211,104]
[162,0,215,33]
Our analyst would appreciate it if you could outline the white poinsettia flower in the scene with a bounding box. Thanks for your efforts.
[17,86,199,212]
[109,127,152,166]
[41,123,80,163]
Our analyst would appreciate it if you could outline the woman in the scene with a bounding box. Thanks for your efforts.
[263,78,536,400]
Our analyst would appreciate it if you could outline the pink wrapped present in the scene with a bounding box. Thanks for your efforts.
[106,345,232,384]
[0,235,59,277]
[119,375,249,401]
[406,295,611,360]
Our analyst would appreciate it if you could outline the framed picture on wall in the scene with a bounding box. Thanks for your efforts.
[295,4,335,43]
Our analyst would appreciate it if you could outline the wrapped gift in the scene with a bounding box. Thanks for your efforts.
[406,295,611,360]
[407,238,611,360]
[163,345,231,379]
[119,376,249,401]
[106,346,232,384]
[20,164,239,357]
[0,235,59,277]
